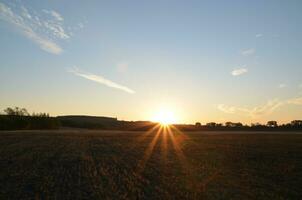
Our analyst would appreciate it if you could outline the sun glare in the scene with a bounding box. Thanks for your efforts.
[152,109,177,126]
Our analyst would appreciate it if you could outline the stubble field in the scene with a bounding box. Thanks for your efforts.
[0,128,302,199]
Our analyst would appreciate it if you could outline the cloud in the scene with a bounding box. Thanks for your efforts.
[218,97,302,118]
[250,100,285,116]
[278,83,287,89]
[241,48,255,56]
[231,68,248,76]
[287,97,302,105]
[22,27,63,54]
[69,67,135,94]
[43,9,63,21]
[218,99,284,118]
[78,22,84,29]
[0,3,72,54]
[43,20,70,39]
[21,6,31,19]
[217,104,245,114]
[299,84,302,89]
[256,34,263,38]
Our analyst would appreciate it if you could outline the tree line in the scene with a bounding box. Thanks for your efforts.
[193,120,302,131]
[0,107,60,130]
[0,106,301,131]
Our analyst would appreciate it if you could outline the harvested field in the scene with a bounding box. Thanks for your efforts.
[1,129,302,199]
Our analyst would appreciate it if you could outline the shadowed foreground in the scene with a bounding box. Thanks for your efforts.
[0,129,302,199]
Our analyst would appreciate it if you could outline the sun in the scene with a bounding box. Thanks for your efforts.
[152,108,177,126]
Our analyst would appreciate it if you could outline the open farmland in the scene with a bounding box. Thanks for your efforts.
[1,129,302,199]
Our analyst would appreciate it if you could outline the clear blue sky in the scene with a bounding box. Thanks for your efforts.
[1,0,302,124]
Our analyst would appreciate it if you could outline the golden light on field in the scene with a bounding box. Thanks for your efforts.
[151,108,177,125]
[136,123,188,175]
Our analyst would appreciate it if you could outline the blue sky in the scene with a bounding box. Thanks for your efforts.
[1,0,302,124]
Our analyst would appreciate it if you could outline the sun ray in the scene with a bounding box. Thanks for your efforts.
[136,123,161,142]
[127,124,161,152]
[166,126,201,191]
[169,125,200,147]
[167,125,221,192]
[169,125,190,141]
[166,126,188,168]
[136,126,162,174]
[134,122,211,192]
[160,126,169,170]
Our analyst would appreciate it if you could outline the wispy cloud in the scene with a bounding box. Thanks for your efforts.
[218,97,302,118]
[218,99,284,117]
[218,104,244,114]
[21,6,31,19]
[241,48,255,56]
[77,22,84,29]
[43,9,63,21]
[218,99,283,117]
[231,68,248,76]
[0,2,72,54]
[256,34,263,38]
[69,67,135,94]
[287,97,302,105]
[278,83,287,89]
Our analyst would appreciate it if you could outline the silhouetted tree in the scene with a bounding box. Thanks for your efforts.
[206,122,216,127]
[195,122,201,127]
[267,121,278,127]
[234,122,243,127]
[225,122,243,128]
[216,123,223,127]
[225,122,234,127]
[251,122,262,127]
[4,107,29,116]
[1,107,59,130]
[291,120,302,127]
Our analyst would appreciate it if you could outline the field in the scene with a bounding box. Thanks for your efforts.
[1,128,302,199]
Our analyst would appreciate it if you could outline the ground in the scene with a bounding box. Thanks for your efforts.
[0,129,302,199]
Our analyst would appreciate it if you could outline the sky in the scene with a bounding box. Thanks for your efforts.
[0,0,302,124]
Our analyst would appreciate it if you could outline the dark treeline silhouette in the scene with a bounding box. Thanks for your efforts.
[0,107,60,130]
[0,107,302,131]
[189,120,302,131]
[58,115,157,131]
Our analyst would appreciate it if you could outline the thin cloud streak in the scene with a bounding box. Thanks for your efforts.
[231,68,248,76]
[69,67,135,94]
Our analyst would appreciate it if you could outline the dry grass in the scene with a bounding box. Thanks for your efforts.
[0,128,302,199]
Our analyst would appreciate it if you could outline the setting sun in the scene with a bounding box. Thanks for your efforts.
[152,109,177,125]
[1,1,302,199]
